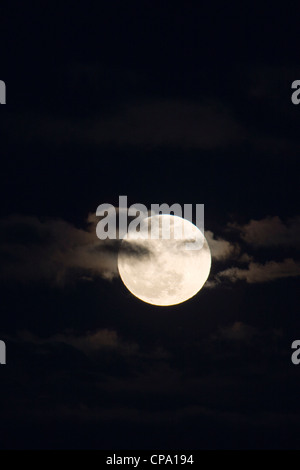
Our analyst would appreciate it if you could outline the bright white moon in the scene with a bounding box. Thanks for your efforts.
[118,214,211,306]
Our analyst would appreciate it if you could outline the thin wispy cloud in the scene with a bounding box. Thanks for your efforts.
[217,258,300,284]
[229,216,300,248]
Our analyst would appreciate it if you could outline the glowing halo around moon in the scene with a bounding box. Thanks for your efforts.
[117,214,211,306]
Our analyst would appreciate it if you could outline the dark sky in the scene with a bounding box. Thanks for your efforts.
[0,3,300,449]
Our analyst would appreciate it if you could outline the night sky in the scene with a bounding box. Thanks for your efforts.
[1,3,300,449]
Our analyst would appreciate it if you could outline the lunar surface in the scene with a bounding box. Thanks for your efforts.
[117,214,211,306]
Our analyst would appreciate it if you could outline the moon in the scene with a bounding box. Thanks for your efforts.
[117,214,211,306]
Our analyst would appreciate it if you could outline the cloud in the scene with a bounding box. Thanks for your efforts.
[217,258,300,283]
[0,213,151,285]
[204,217,300,286]
[205,230,238,260]
[202,230,241,288]
[88,100,245,149]
[203,216,300,286]
[212,321,259,341]
[10,328,171,372]
[17,328,139,356]
[5,99,245,150]
[229,216,300,248]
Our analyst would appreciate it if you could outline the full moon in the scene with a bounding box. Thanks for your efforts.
[117,214,211,306]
